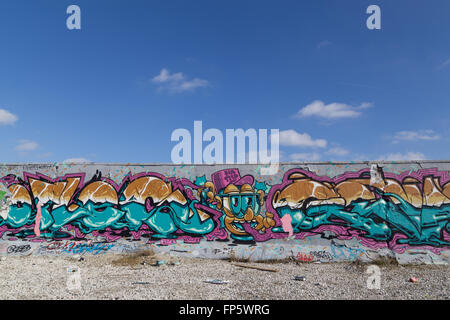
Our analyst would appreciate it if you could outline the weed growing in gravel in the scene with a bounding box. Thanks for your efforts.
[228,252,250,263]
[228,251,296,264]
[371,256,399,266]
[350,256,399,267]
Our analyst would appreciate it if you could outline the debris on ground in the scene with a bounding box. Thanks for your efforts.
[294,276,306,281]
[409,277,418,283]
[315,282,327,287]
[231,263,279,273]
[204,279,231,285]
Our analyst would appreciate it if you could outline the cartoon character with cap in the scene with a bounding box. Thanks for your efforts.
[199,168,275,242]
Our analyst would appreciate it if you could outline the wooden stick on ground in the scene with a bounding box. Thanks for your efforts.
[231,263,279,273]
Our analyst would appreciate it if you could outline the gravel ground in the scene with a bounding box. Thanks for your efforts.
[0,252,448,300]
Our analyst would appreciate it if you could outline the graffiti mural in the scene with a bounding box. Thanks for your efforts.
[0,171,221,242]
[269,168,450,247]
[0,164,449,260]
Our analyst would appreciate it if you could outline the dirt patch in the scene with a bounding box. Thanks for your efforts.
[111,249,180,267]
[111,249,157,266]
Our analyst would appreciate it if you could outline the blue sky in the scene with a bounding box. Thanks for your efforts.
[0,0,449,163]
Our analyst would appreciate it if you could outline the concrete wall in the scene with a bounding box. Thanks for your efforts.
[0,161,449,264]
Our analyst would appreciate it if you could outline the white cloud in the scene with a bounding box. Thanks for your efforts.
[0,109,18,125]
[152,68,184,83]
[377,152,426,161]
[279,130,327,148]
[392,130,440,143]
[15,140,38,151]
[294,100,373,119]
[63,158,93,164]
[289,152,321,161]
[326,147,349,156]
[152,68,209,93]
[178,78,209,91]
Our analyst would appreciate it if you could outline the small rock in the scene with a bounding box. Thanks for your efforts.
[315,282,327,287]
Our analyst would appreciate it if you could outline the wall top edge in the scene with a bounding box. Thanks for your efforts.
[0,160,449,167]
